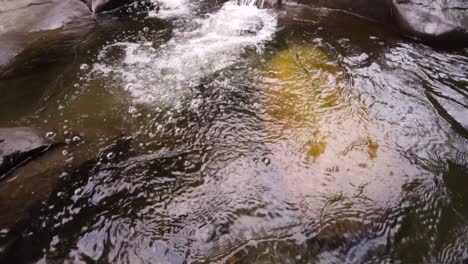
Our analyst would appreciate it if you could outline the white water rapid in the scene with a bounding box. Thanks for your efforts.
[92,0,277,104]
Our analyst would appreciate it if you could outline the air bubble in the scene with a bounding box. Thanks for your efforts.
[46,132,56,139]
[107,152,116,160]
[128,107,137,114]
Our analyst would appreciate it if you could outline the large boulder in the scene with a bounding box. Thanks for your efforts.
[0,0,92,69]
[289,0,468,45]
[0,0,91,34]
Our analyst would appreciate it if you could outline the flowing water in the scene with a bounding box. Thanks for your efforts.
[1,0,468,263]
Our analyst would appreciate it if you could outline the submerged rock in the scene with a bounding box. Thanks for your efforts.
[0,144,66,229]
[258,45,405,212]
[0,127,68,255]
[0,135,132,258]
[259,45,346,161]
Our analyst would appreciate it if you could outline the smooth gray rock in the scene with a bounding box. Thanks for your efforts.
[293,0,392,22]
[0,127,47,176]
[261,0,281,8]
[0,0,92,69]
[0,0,91,34]
[0,127,44,159]
[0,127,45,158]
[393,0,468,42]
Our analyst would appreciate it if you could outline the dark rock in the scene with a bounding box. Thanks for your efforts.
[0,127,66,253]
[91,0,137,13]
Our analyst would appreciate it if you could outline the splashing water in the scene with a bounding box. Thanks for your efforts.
[92,0,277,104]
[238,0,265,8]
[148,0,190,18]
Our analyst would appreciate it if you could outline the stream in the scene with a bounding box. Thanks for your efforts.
[1,0,468,263]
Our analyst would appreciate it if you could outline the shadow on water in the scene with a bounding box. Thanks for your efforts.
[1,1,468,263]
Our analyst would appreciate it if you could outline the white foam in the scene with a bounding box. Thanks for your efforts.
[148,0,190,19]
[92,0,277,104]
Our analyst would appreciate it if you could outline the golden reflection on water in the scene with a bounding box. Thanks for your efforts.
[258,45,402,210]
[260,45,376,160]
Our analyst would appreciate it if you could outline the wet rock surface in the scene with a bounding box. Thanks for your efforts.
[0,127,45,159]
[0,133,132,261]
[0,127,47,177]
[0,144,66,228]
[392,0,468,44]
[0,127,67,255]
[0,144,66,260]
[0,0,156,72]
[0,0,92,69]
[292,0,468,45]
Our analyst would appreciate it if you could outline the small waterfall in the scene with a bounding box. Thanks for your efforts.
[238,0,265,8]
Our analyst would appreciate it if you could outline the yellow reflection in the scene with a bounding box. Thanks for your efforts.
[258,44,405,209]
[305,139,327,161]
[259,45,363,161]
[367,138,379,160]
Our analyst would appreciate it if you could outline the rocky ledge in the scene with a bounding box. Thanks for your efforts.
[0,0,144,71]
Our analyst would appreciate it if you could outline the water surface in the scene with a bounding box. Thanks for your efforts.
[1,1,468,263]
